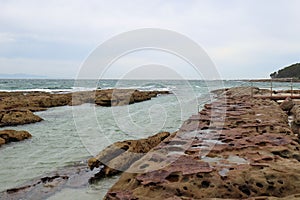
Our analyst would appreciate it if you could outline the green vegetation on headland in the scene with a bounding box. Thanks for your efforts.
[270,63,300,79]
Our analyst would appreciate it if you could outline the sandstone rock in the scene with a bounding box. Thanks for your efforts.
[280,97,294,112]
[88,132,171,177]
[94,89,169,106]
[0,89,170,127]
[0,110,42,127]
[292,105,300,125]
[0,130,32,145]
[291,121,300,135]
[104,93,300,199]
[211,87,271,97]
[69,91,95,106]
[0,137,5,146]
[0,163,100,200]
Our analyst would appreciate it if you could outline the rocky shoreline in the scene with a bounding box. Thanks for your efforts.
[0,88,170,198]
[91,87,300,199]
[0,89,169,148]
[3,87,300,199]
[0,89,170,128]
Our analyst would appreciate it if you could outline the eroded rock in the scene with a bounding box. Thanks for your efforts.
[0,137,5,145]
[0,130,32,145]
[280,97,294,112]
[88,132,171,178]
[94,89,169,107]
[0,163,98,200]
[0,110,42,127]
[0,89,170,127]
[292,105,300,125]
[104,93,300,199]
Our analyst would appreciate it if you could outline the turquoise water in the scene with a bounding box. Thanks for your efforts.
[0,79,299,199]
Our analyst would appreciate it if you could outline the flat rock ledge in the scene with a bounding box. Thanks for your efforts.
[90,87,300,199]
[0,130,32,146]
[0,89,170,127]
[88,132,171,178]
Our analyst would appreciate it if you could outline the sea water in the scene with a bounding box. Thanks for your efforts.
[0,79,299,199]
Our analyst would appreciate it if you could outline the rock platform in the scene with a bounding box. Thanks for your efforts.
[90,88,300,199]
[4,87,300,199]
[0,89,169,127]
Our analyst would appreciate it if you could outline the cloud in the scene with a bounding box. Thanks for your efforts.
[0,0,300,79]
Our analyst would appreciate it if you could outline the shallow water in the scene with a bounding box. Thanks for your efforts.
[0,92,199,198]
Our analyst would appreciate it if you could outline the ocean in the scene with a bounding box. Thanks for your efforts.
[0,79,299,199]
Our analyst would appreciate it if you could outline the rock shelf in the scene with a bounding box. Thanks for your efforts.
[4,87,300,199]
[93,88,300,199]
[0,89,170,127]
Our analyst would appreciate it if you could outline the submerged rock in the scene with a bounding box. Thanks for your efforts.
[0,130,32,146]
[0,163,98,200]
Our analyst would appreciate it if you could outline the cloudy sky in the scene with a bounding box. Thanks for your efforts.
[0,0,299,79]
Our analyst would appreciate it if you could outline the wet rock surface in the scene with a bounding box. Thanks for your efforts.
[103,88,300,199]
[0,163,99,200]
[0,132,172,199]
[0,130,32,146]
[88,132,171,178]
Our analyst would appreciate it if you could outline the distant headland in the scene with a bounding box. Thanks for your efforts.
[270,63,300,79]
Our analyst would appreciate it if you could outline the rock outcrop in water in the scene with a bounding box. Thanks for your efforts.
[0,90,170,127]
[0,110,43,127]
[94,89,169,107]
[88,132,171,178]
[95,87,300,199]
[0,130,32,146]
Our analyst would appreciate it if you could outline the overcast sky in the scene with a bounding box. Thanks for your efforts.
[0,0,299,79]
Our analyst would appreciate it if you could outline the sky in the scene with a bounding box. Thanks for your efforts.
[0,0,299,79]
